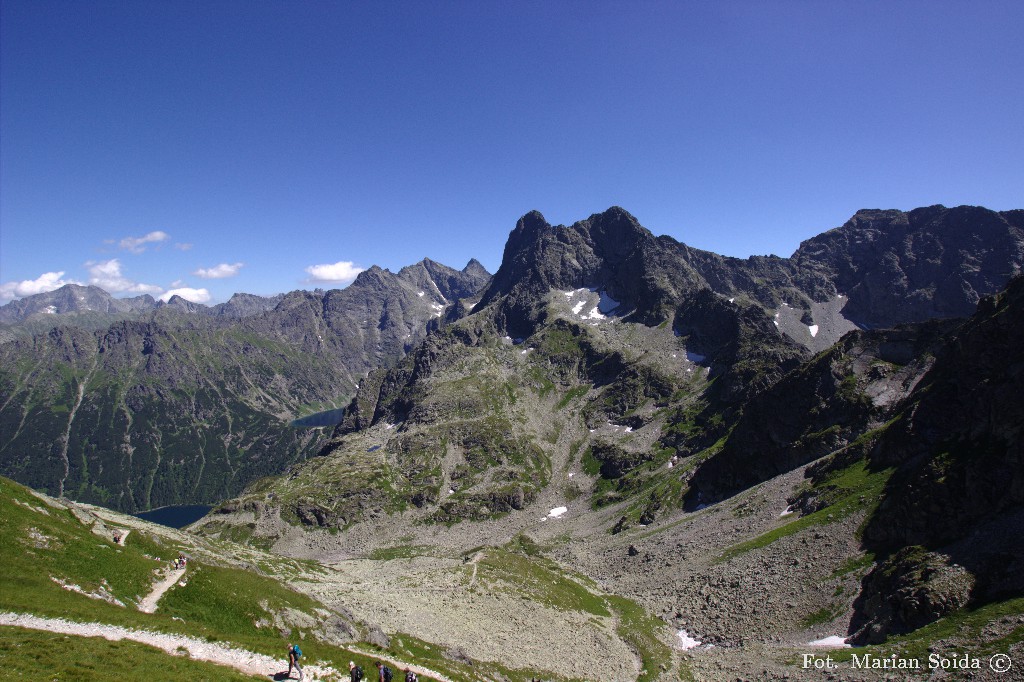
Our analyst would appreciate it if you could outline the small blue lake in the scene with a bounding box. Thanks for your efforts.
[291,406,346,428]
[134,505,212,529]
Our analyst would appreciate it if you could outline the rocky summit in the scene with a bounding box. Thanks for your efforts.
[3,205,1023,681]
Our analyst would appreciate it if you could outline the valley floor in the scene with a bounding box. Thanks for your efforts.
[205,460,1023,682]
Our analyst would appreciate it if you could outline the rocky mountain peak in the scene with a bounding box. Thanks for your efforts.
[159,295,206,313]
[213,292,285,318]
[0,254,491,514]
[350,264,392,290]
[462,258,489,277]
[0,283,157,325]
[582,206,651,260]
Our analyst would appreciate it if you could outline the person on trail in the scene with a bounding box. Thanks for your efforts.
[288,643,303,680]
[376,660,393,682]
[349,660,365,682]
[404,667,417,682]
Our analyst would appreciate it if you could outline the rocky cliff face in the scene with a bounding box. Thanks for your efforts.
[0,319,339,511]
[685,319,958,505]
[865,277,1024,549]
[847,276,1024,643]
[792,205,1024,329]
[0,259,490,512]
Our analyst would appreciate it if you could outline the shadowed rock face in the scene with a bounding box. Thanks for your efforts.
[672,289,808,407]
[792,205,1024,329]
[684,318,959,505]
[848,276,1024,643]
[850,546,977,645]
[864,275,1024,552]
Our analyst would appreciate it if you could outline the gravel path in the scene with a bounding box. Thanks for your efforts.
[346,645,455,682]
[0,611,316,678]
[0,612,456,682]
[138,567,186,613]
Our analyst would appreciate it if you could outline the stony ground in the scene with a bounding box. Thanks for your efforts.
[201,462,863,680]
[51,455,1024,681]
[222,459,1023,681]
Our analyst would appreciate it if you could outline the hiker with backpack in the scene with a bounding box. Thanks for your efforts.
[376,660,393,682]
[287,643,303,680]
[349,660,365,682]
[404,667,418,682]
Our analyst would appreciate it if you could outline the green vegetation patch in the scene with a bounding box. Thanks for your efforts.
[539,328,585,357]
[718,457,893,562]
[386,632,576,682]
[605,595,675,681]
[0,479,169,618]
[368,545,440,561]
[0,478,473,680]
[801,604,846,629]
[589,445,689,520]
[0,478,318,660]
[476,549,609,617]
[556,385,591,410]
[831,551,877,579]
[580,447,601,477]
[158,563,326,657]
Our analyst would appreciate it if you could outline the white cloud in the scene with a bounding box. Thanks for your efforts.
[87,259,162,295]
[119,230,169,254]
[174,242,193,251]
[194,262,244,279]
[0,271,79,302]
[304,260,365,283]
[159,287,211,304]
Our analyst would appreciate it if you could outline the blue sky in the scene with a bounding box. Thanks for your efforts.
[2,0,1022,304]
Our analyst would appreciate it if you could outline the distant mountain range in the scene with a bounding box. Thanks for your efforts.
[0,258,489,512]
[1,256,489,328]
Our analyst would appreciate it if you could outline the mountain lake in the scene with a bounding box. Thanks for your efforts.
[134,505,212,529]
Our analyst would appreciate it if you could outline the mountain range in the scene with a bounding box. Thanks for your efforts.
[0,259,489,512]
[2,203,1022,680]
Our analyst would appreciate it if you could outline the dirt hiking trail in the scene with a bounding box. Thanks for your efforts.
[138,567,186,613]
[0,611,455,682]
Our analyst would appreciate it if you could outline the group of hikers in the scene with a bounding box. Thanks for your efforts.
[285,645,417,682]
[172,553,188,569]
[347,659,416,682]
